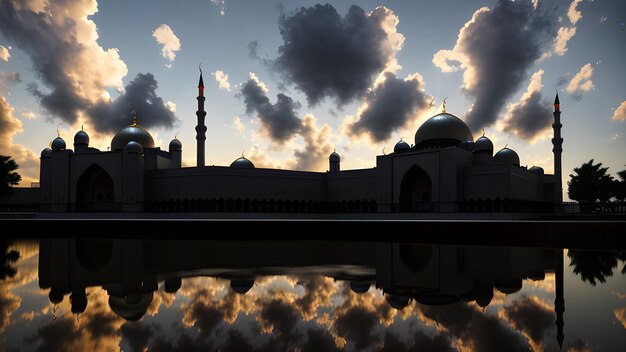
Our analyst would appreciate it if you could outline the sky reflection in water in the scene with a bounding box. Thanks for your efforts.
[0,240,624,351]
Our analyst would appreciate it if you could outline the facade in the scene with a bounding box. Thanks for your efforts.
[29,73,563,214]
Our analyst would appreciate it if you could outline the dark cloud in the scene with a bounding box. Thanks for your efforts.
[150,331,214,352]
[273,4,401,105]
[240,75,302,143]
[88,73,178,132]
[420,302,530,352]
[348,72,431,142]
[503,91,552,140]
[379,331,454,352]
[184,297,223,333]
[248,40,260,60]
[557,76,569,87]
[120,322,154,351]
[503,296,555,345]
[0,72,21,95]
[221,329,254,352]
[0,1,176,133]
[301,328,339,352]
[434,0,555,132]
[565,338,590,352]
[334,305,379,351]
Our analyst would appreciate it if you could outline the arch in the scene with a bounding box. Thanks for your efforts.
[76,164,115,212]
[399,165,433,212]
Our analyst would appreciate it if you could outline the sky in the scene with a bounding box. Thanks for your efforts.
[0,0,625,196]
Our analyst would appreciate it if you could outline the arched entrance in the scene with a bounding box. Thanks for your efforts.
[399,165,432,212]
[76,164,115,212]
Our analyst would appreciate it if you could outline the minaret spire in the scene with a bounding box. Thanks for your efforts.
[552,93,563,208]
[196,66,207,167]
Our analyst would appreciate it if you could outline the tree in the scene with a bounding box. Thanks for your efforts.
[0,155,22,195]
[615,168,626,202]
[567,159,611,211]
[568,250,626,286]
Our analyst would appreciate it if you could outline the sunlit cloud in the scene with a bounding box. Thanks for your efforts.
[566,63,594,97]
[567,0,583,25]
[611,100,626,122]
[0,45,9,61]
[152,24,181,62]
[213,70,231,91]
[0,96,40,184]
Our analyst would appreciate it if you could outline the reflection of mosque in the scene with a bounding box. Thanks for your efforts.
[11,72,566,214]
[39,240,565,347]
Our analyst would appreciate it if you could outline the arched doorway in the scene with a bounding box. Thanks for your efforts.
[399,165,432,212]
[76,164,115,212]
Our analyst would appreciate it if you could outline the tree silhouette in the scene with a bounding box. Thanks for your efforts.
[567,159,612,211]
[0,155,22,195]
[567,250,625,286]
[0,241,20,280]
[615,168,626,202]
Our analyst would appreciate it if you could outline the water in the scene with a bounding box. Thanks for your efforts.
[0,240,624,351]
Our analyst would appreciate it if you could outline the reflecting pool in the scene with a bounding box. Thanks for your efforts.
[0,240,624,351]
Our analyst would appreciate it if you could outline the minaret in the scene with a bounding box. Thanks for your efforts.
[555,249,565,349]
[196,70,207,167]
[552,93,563,205]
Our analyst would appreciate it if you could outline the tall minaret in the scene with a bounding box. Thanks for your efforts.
[552,93,563,205]
[555,249,565,349]
[196,70,207,167]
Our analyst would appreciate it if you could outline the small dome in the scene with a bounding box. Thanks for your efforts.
[169,138,182,151]
[494,147,520,166]
[51,137,66,151]
[230,279,255,294]
[108,292,153,321]
[41,147,52,159]
[394,139,411,153]
[74,130,89,146]
[385,294,411,310]
[164,277,182,293]
[230,156,255,168]
[495,278,523,295]
[329,151,340,162]
[415,112,473,148]
[124,141,143,154]
[474,136,493,154]
[350,281,371,294]
[70,291,88,314]
[528,166,544,175]
[111,124,155,151]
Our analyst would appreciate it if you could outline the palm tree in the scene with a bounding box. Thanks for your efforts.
[568,159,611,212]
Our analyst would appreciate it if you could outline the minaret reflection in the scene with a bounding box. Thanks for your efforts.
[38,238,564,343]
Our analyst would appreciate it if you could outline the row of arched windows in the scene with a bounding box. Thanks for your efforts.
[147,198,378,213]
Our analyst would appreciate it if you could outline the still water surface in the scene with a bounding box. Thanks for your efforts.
[0,240,624,351]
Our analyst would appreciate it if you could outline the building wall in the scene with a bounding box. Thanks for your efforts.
[326,169,377,201]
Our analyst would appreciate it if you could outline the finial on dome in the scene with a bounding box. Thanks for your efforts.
[129,103,137,126]
[175,132,179,139]
[57,123,62,137]
[242,150,245,157]
[382,146,387,155]
[482,129,485,137]
[504,143,508,149]
[442,97,448,113]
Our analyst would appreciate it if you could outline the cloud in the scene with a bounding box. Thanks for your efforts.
[0,96,39,184]
[20,111,35,119]
[432,0,556,132]
[540,26,577,60]
[334,305,379,351]
[273,4,404,106]
[611,100,626,122]
[501,70,553,141]
[247,40,260,60]
[240,73,301,143]
[287,114,334,172]
[166,100,176,113]
[88,73,179,133]
[565,338,590,352]
[0,0,129,126]
[567,0,583,25]
[0,45,9,61]
[566,63,594,97]
[615,306,626,329]
[120,322,154,352]
[232,116,245,134]
[0,72,21,96]
[502,296,555,350]
[210,0,226,16]
[347,72,431,143]
[152,24,181,62]
[213,70,231,91]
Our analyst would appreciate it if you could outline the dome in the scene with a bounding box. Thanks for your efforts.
[108,292,153,321]
[169,138,182,151]
[494,147,520,166]
[230,279,255,294]
[164,277,182,293]
[394,139,411,153]
[528,166,544,175]
[74,130,89,146]
[111,124,155,151]
[350,281,371,294]
[124,141,143,154]
[329,151,340,162]
[385,294,411,310]
[70,291,88,314]
[474,136,493,154]
[41,147,52,159]
[51,136,66,151]
[414,112,473,148]
[230,156,255,168]
[495,278,523,295]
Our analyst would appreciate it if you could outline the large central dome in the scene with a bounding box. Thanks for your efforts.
[111,124,155,151]
[414,112,473,149]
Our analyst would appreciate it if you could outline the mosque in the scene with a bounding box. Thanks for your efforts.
[30,72,564,214]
